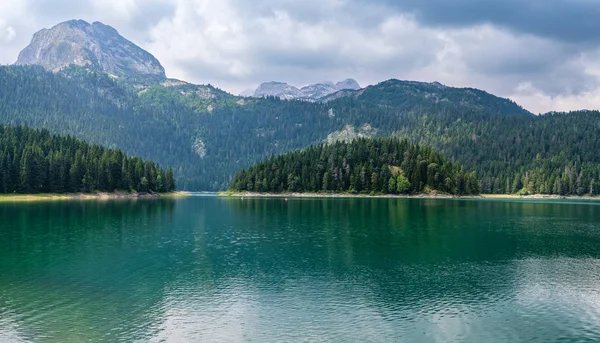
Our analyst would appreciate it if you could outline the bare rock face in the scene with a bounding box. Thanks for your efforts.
[300,83,337,99]
[16,20,166,78]
[252,79,361,101]
[253,82,304,100]
[335,78,361,91]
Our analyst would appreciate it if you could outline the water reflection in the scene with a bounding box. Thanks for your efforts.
[0,200,178,342]
[1,197,600,342]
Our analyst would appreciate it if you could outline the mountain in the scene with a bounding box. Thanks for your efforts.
[4,20,600,196]
[239,88,256,97]
[329,79,532,116]
[299,83,337,99]
[251,79,361,100]
[335,78,361,91]
[16,19,166,78]
[253,81,303,100]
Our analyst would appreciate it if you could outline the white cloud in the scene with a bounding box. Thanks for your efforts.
[511,82,600,114]
[4,26,16,41]
[91,0,139,19]
[146,3,444,92]
[0,1,30,58]
[146,0,251,82]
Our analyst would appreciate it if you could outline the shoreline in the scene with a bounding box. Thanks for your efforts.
[219,192,457,199]
[218,192,600,201]
[0,191,190,202]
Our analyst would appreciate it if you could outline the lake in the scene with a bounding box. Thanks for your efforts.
[1,196,600,342]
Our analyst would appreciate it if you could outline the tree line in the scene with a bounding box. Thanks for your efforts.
[229,138,479,195]
[0,125,175,193]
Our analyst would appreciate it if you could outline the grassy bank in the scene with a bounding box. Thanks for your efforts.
[0,191,190,202]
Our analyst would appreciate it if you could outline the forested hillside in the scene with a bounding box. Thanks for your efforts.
[0,65,208,188]
[229,138,480,195]
[2,64,600,195]
[0,125,174,193]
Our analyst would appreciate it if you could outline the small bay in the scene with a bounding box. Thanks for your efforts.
[1,196,600,342]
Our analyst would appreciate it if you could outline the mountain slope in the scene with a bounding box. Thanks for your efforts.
[321,79,532,116]
[0,65,198,185]
[16,20,165,78]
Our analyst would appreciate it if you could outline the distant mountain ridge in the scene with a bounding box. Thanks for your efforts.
[16,19,166,78]
[249,78,361,100]
[320,79,532,116]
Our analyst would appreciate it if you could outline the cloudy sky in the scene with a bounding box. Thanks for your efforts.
[1,0,600,113]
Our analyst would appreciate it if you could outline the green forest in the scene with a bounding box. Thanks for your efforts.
[0,125,175,194]
[2,65,600,195]
[229,138,480,195]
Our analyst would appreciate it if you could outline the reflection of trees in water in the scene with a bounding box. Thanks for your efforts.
[0,199,185,342]
[2,198,600,341]
[223,198,519,267]
[222,198,600,317]
[0,199,178,238]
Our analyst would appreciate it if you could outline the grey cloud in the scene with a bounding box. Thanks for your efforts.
[26,0,175,34]
[475,59,598,97]
[233,0,389,30]
[233,0,344,22]
[259,50,345,69]
[126,1,176,32]
[178,59,244,84]
[371,0,600,44]
[451,28,600,96]
[28,0,94,18]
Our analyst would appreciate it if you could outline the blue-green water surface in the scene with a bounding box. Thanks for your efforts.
[1,196,600,342]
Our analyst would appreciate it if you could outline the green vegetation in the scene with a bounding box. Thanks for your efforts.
[229,138,479,195]
[2,64,600,195]
[0,125,174,194]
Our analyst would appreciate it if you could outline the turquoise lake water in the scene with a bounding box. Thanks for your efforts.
[1,196,600,342]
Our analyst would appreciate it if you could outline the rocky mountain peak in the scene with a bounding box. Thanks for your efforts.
[253,82,303,100]
[335,78,361,91]
[252,79,362,100]
[300,83,337,99]
[15,19,166,78]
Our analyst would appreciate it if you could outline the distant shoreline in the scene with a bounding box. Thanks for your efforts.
[219,192,459,199]
[0,192,190,202]
[219,192,600,201]
[6,191,597,202]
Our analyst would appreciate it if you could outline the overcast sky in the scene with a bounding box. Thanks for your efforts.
[1,0,600,113]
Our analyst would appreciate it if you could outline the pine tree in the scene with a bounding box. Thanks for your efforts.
[0,125,173,194]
